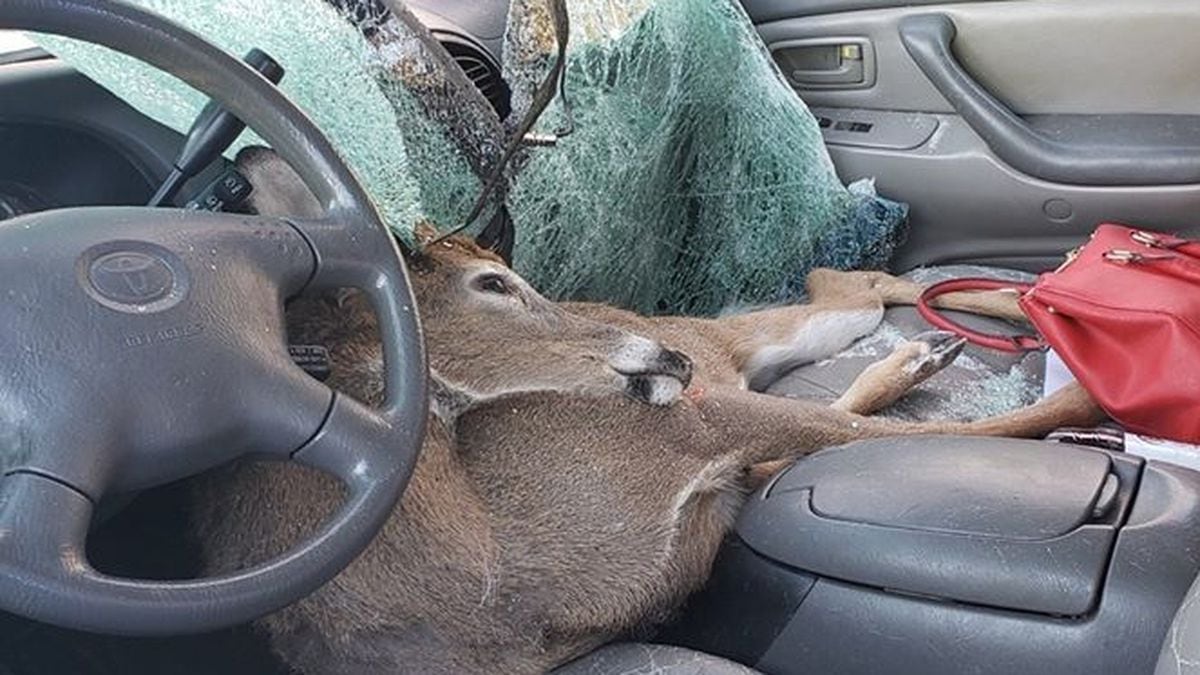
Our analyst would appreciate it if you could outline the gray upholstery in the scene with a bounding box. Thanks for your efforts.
[767,265,1045,422]
[553,643,761,675]
[1156,573,1200,675]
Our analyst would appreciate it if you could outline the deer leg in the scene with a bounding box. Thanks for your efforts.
[746,459,793,487]
[937,381,1105,437]
[713,296,887,391]
[881,278,1028,323]
[714,269,1025,392]
[805,268,1029,323]
[745,383,1099,487]
[804,268,899,303]
[831,330,966,415]
[692,383,1105,470]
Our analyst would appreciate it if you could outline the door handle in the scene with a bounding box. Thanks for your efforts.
[770,37,875,89]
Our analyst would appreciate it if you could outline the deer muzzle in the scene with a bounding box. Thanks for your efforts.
[610,338,694,406]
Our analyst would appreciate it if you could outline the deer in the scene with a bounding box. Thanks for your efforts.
[187,148,1105,674]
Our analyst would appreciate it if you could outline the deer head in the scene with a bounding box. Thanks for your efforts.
[237,147,692,406]
[406,226,693,405]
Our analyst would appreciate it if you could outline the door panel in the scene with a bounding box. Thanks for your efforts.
[750,0,1200,272]
[952,3,1200,116]
[742,0,1005,24]
[813,112,1200,271]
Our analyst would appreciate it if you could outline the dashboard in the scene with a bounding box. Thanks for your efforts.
[0,0,511,223]
[0,119,160,218]
[0,54,199,220]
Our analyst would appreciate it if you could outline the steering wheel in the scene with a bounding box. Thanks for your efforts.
[0,1,427,635]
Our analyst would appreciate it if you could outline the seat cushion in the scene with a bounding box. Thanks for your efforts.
[766,265,1045,421]
[1156,572,1200,675]
[553,643,761,675]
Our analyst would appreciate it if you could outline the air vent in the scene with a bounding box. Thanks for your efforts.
[440,40,512,120]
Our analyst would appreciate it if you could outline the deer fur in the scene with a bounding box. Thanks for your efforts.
[189,149,1105,674]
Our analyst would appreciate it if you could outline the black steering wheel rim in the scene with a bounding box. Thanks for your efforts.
[0,0,427,635]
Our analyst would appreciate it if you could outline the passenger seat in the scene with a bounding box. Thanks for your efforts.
[554,643,761,674]
[766,265,1045,422]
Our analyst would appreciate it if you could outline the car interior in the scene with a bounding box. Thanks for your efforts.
[2,1,1200,673]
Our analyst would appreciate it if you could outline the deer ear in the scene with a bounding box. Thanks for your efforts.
[474,206,515,266]
[413,221,441,245]
[234,146,324,218]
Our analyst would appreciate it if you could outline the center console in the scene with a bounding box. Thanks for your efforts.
[661,436,1200,674]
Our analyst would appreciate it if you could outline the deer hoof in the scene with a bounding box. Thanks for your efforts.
[902,330,967,378]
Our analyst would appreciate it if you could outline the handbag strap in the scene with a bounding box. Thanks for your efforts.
[916,278,1043,353]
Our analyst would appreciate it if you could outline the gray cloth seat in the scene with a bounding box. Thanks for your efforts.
[1156,572,1200,675]
[553,643,761,674]
[766,265,1046,422]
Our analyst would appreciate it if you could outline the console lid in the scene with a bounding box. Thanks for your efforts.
[737,437,1141,616]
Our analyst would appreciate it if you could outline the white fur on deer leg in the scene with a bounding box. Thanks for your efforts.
[743,308,884,390]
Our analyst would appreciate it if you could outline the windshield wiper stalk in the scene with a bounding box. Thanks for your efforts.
[149,48,284,207]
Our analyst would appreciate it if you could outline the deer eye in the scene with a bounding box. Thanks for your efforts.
[474,273,512,295]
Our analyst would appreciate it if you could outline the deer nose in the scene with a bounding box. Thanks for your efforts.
[610,339,694,385]
[652,348,694,389]
[613,342,695,407]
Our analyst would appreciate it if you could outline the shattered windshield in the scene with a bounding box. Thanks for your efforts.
[28,0,906,315]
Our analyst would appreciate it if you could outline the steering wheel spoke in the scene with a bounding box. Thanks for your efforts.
[285,215,390,288]
[0,473,96,624]
[292,394,421,492]
[287,216,427,422]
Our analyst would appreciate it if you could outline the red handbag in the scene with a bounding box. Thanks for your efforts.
[917,223,1200,443]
